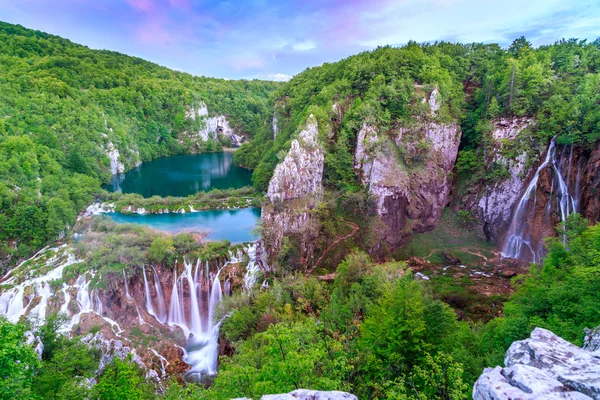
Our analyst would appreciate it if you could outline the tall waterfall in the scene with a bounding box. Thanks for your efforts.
[502,137,578,262]
[141,257,234,379]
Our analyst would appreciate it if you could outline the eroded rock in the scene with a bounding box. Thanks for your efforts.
[261,389,358,400]
[262,115,324,262]
[355,114,461,249]
[473,327,600,399]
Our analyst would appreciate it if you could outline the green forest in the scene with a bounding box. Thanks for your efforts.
[0,22,278,266]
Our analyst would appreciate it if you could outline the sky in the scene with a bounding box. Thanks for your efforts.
[1,0,599,81]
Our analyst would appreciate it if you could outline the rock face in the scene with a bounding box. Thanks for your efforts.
[463,118,600,259]
[105,141,125,175]
[462,117,535,243]
[185,102,244,146]
[473,327,600,399]
[260,389,358,400]
[354,108,461,249]
[262,115,324,261]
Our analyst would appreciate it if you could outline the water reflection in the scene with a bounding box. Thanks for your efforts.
[106,152,251,198]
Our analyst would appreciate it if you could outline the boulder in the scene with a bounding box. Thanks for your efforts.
[261,389,357,400]
[473,327,600,399]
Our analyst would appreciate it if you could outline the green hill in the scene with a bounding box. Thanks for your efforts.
[0,21,279,265]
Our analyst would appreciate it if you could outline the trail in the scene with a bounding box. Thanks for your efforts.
[307,221,359,275]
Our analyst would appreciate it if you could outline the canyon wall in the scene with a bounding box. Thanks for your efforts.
[184,102,244,147]
[262,115,324,262]
[354,89,461,250]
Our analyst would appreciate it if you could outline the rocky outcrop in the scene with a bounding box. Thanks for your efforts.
[105,142,125,175]
[473,327,600,399]
[355,110,461,249]
[185,102,244,146]
[262,115,324,262]
[462,118,535,243]
[260,389,358,400]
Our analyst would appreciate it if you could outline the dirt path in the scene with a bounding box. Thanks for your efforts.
[306,221,359,275]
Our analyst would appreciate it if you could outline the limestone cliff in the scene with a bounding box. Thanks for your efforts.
[262,115,324,262]
[462,117,536,243]
[473,327,600,399]
[184,102,244,147]
[354,102,461,249]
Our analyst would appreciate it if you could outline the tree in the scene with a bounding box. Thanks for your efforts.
[0,318,39,400]
[92,356,154,400]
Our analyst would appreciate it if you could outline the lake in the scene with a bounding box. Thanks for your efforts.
[106,152,252,198]
[108,208,261,243]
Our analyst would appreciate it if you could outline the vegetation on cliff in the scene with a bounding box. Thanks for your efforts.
[240,37,600,194]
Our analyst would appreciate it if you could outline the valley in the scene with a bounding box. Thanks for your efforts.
[0,20,599,400]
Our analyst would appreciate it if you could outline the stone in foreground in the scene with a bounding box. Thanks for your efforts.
[473,327,600,399]
[261,389,358,400]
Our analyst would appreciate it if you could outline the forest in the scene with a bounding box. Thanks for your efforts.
[0,21,278,267]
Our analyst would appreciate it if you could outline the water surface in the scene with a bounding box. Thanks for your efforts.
[108,208,261,243]
[106,152,252,197]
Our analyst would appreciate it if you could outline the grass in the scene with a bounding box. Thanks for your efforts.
[395,208,496,264]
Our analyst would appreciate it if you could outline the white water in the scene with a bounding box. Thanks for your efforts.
[502,138,577,262]
[0,242,259,381]
[152,266,167,322]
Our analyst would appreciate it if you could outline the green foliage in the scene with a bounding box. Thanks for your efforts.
[209,319,351,398]
[0,317,39,400]
[493,216,600,346]
[92,355,155,400]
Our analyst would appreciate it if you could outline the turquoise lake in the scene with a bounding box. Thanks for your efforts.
[106,152,252,198]
[105,152,259,242]
[108,208,261,243]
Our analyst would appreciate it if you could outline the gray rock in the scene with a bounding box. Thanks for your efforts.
[473,327,600,400]
[262,115,324,260]
[260,389,357,400]
[584,326,600,353]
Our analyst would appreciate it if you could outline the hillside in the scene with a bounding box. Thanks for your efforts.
[0,21,279,268]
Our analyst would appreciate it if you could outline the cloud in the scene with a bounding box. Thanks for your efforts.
[241,72,292,81]
[2,0,600,80]
[230,53,266,71]
[292,40,316,51]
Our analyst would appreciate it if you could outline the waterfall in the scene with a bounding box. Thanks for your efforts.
[151,266,167,322]
[207,270,222,331]
[183,259,203,335]
[167,270,185,330]
[243,243,260,292]
[502,137,577,262]
[142,266,158,320]
[123,270,132,300]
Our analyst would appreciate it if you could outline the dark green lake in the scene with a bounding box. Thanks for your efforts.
[106,152,252,197]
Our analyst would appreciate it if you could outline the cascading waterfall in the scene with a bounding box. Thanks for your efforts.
[502,137,578,262]
[123,270,132,300]
[139,243,260,379]
[152,266,167,322]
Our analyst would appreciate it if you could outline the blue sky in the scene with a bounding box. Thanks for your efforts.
[1,0,599,81]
